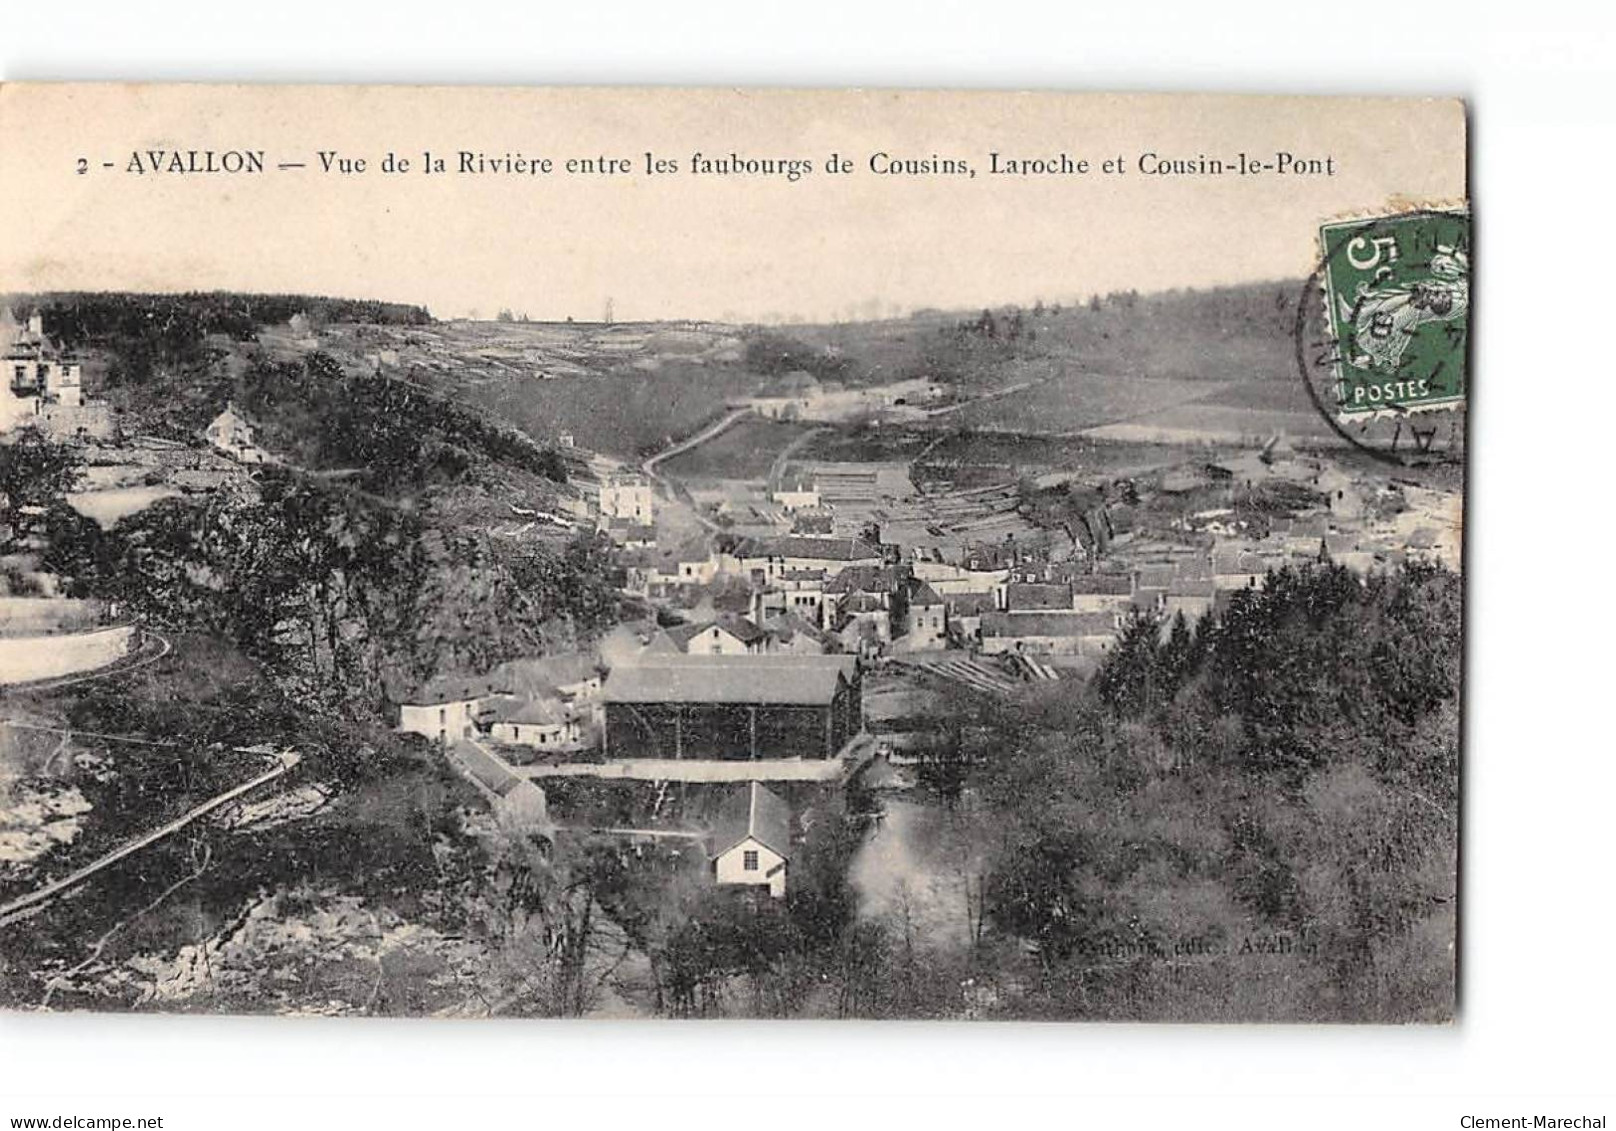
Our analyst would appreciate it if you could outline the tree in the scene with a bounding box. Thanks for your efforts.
[0,427,83,548]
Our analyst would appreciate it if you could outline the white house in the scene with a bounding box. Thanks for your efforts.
[980,611,1120,657]
[398,671,513,744]
[709,781,791,898]
[771,479,821,511]
[487,697,580,750]
[751,567,829,629]
[657,614,770,656]
[3,311,85,431]
[205,405,269,464]
[599,472,654,525]
[901,579,949,650]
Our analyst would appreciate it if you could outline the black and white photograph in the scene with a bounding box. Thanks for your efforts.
[0,18,1611,1126]
[0,86,1464,1024]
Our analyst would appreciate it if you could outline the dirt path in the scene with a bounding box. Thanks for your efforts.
[642,407,754,481]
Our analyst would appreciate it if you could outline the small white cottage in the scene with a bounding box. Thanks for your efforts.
[708,782,791,898]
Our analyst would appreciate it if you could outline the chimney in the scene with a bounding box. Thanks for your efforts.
[27,314,44,336]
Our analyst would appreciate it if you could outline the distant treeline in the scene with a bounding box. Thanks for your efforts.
[6,292,431,385]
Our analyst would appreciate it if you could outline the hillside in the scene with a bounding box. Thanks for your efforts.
[282,280,1321,459]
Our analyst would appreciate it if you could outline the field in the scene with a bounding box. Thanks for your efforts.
[658,417,818,480]
[946,373,1234,435]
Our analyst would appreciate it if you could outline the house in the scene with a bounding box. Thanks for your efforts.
[1000,581,1071,612]
[599,471,654,525]
[947,592,996,645]
[205,405,270,464]
[615,547,663,597]
[912,559,1009,596]
[1069,572,1134,613]
[1283,516,1330,557]
[750,567,829,629]
[1162,579,1216,626]
[487,697,581,750]
[980,611,1120,657]
[672,540,718,586]
[398,670,514,744]
[602,654,862,761]
[673,614,772,656]
[901,579,949,649]
[834,591,896,647]
[709,782,791,898]
[1213,547,1269,591]
[760,611,834,655]
[721,535,884,583]
[605,518,657,548]
[823,563,904,630]
[3,311,96,435]
[771,478,821,511]
[1131,587,1167,617]
[493,653,604,705]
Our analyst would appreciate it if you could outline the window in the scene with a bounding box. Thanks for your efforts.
[512,727,520,741]
[743,850,759,871]
[439,708,446,724]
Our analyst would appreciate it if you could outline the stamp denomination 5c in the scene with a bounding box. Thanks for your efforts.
[1297,209,1470,464]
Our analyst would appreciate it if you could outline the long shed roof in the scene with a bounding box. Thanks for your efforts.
[603,654,856,706]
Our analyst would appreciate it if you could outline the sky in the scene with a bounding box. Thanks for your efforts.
[0,86,1466,323]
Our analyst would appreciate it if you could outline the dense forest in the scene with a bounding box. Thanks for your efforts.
[7,291,429,386]
[947,561,1459,1021]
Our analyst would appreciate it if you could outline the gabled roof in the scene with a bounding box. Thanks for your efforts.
[708,782,792,859]
[488,697,566,726]
[493,654,600,694]
[906,578,945,606]
[825,564,902,595]
[982,611,1118,638]
[405,669,513,705]
[762,611,833,649]
[711,613,769,645]
[733,535,882,563]
[603,654,857,706]
[841,593,888,614]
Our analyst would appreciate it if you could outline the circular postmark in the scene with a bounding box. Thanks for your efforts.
[1294,208,1469,466]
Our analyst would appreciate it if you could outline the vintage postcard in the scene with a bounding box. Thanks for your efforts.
[0,85,1465,1021]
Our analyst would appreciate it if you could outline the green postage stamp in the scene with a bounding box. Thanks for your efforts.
[1318,210,1470,417]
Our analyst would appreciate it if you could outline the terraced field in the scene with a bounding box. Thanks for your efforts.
[947,372,1230,435]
